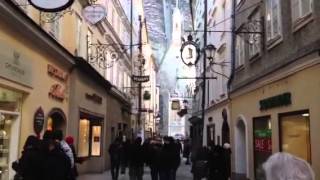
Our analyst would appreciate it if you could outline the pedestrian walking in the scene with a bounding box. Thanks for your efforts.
[53,130,74,168]
[191,146,209,180]
[183,139,191,165]
[263,152,315,180]
[42,130,72,180]
[12,135,45,180]
[159,136,175,180]
[120,135,129,175]
[147,139,162,180]
[66,136,84,180]
[207,145,225,180]
[172,138,181,180]
[222,143,231,180]
[109,138,122,180]
[128,137,144,180]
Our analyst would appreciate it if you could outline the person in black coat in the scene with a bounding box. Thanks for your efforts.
[207,145,226,180]
[128,137,144,180]
[42,130,72,180]
[159,136,175,180]
[183,139,191,165]
[172,138,181,180]
[109,138,122,180]
[12,135,45,180]
[147,139,162,180]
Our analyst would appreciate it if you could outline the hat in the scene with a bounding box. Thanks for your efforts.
[223,143,230,149]
[65,136,74,145]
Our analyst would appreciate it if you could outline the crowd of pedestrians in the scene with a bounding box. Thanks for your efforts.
[12,130,82,180]
[191,143,231,180]
[108,136,184,180]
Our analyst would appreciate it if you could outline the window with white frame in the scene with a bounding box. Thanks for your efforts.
[248,10,262,58]
[266,0,282,41]
[291,0,313,22]
[235,34,245,68]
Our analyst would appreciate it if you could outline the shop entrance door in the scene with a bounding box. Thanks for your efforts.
[0,110,20,180]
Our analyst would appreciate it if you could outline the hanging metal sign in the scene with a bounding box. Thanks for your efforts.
[132,75,150,83]
[33,107,44,136]
[28,0,74,12]
[82,4,107,25]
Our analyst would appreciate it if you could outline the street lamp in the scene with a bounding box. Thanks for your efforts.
[205,44,216,64]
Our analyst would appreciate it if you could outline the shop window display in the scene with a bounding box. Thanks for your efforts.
[0,87,22,180]
[78,112,103,157]
[253,116,272,180]
[280,111,311,162]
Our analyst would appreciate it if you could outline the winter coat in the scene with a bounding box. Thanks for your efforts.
[128,143,144,167]
[44,144,72,180]
[158,144,175,171]
[109,143,122,165]
[14,148,45,180]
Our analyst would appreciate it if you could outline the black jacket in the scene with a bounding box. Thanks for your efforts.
[128,143,144,167]
[14,148,45,180]
[44,145,72,180]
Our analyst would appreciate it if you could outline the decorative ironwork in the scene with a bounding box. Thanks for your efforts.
[40,8,74,24]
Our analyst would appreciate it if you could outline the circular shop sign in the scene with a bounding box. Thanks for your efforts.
[82,4,107,25]
[28,0,74,12]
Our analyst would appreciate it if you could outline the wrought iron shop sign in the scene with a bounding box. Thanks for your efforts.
[132,75,150,83]
[82,4,107,25]
[259,92,291,110]
[28,0,74,12]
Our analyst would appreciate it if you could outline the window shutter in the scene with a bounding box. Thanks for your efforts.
[291,0,299,21]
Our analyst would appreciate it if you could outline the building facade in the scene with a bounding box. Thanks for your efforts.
[202,0,232,148]
[230,0,320,179]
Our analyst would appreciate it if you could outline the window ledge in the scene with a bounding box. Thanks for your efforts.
[292,13,313,33]
[267,35,283,51]
[235,65,244,72]
[249,53,261,64]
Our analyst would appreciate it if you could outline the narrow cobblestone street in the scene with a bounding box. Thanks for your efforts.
[79,161,193,180]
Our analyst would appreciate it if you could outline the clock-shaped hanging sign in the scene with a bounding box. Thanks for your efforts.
[28,0,74,12]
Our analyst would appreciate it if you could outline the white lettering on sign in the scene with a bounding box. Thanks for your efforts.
[82,4,107,25]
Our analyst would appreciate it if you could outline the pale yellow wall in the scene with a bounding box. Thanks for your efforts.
[68,69,108,173]
[230,63,320,179]
[0,20,72,154]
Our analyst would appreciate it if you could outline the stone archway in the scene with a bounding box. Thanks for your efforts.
[235,117,247,176]
[47,108,66,133]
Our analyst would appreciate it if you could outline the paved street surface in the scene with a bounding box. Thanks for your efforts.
[79,162,193,180]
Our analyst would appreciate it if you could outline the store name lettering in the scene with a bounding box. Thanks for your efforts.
[259,92,291,111]
[85,93,102,104]
[48,64,68,82]
[49,84,65,101]
[5,62,25,76]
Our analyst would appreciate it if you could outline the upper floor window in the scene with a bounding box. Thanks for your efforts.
[291,0,313,22]
[75,14,83,56]
[49,18,60,40]
[266,0,282,41]
[248,10,262,58]
[235,34,245,68]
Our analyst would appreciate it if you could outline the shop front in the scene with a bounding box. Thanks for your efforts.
[0,5,74,179]
[69,59,109,173]
[230,63,320,179]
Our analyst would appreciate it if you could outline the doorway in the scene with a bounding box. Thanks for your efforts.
[235,118,247,176]
[47,108,66,133]
[222,109,230,144]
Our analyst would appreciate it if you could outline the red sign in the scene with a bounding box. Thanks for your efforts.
[254,138,272,153]
[49,84,65,101]
[48,64,68,82]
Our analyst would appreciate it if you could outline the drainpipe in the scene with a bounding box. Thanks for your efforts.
[227,0,236,92]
